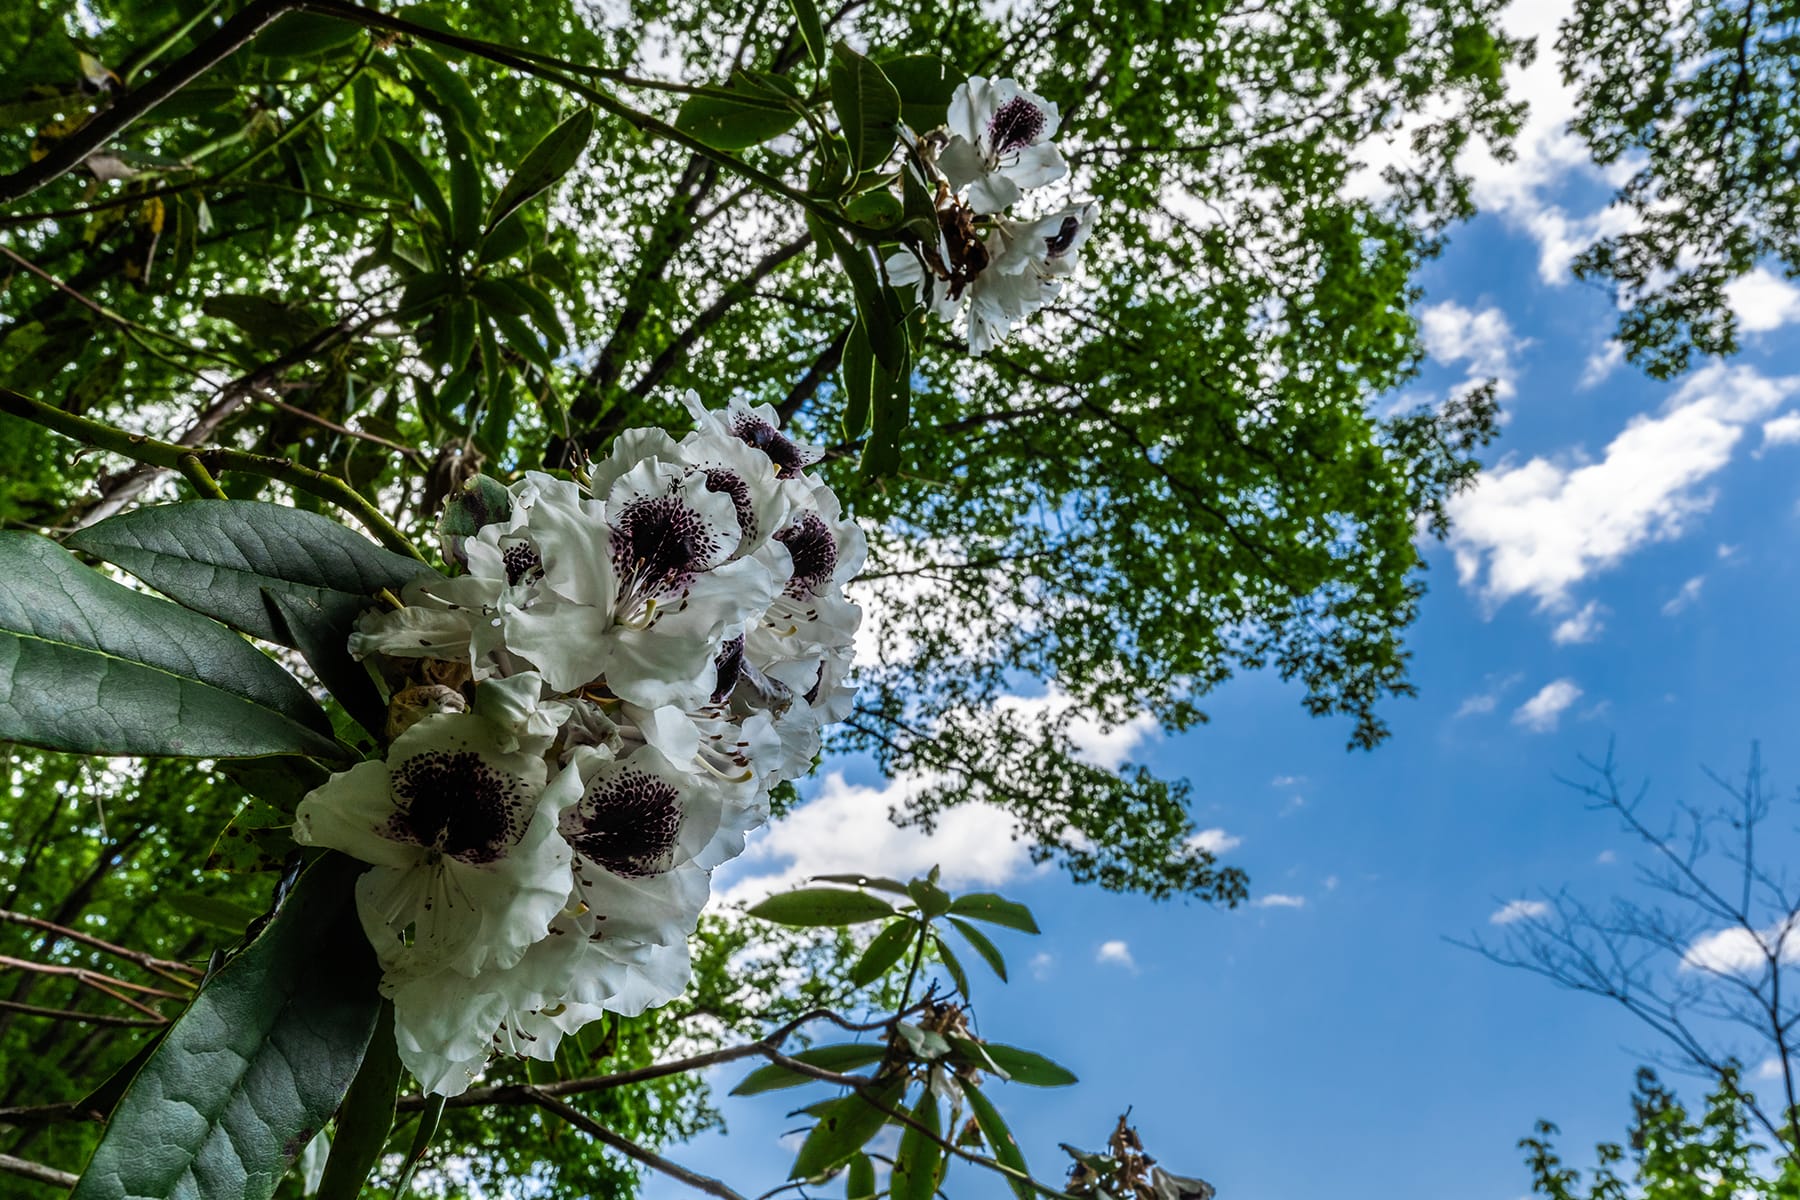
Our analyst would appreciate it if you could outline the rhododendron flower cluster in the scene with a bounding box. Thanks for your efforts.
[888,77,1098,355]
[292,393,862,1095]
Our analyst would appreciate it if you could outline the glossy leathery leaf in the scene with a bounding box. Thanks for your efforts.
[840,319,874,439]
[263,588,387,741]
[675,75,802,150]
[889,1088,942,1200]
[947,916,1008,980]
[70,855,382,1200]
[932,931,971,998]
[789,1075,907,1178]
[946,892,1041,934]
[845,1153,876,1200]
[0,533,342,759]
[877,55,967,132]
[68,500,426,647]
[316,1002,402,1200]
[488,108,594,231]
[829,43,901,173]
[849,918,915,985]
[787,0,827,67]
[964,1083,1034,1200]
[746,886,896,926]
[810,872,910,895]
[978,1043,1079,1087]
[392,1094,446,1195]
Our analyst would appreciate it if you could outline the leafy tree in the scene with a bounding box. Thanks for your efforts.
[1523,1067,1800,1199]
[1558,0,1800,378]
[0,0,1527,1194]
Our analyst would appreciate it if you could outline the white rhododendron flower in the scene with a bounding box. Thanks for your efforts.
[936,77,1067,214]
[313,393,862,1095]
[967,202,1099,354]
[292,711,577,979]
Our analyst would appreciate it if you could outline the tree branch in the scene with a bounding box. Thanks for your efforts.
[0,386,425,561]
[526,1088,750,1200]
[0,0,302,204]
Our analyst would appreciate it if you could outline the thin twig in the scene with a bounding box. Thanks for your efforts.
[0,1153,78,1190]
[0,909,202,979]
[526,1088,750,1200]
[0,0,302,204]
[0,998,166,1029]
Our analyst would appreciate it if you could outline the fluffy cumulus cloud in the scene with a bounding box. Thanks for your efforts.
[1186,828,1242,855]
[1551,600,1607,645]
[713,770,1036,905]
[1419,300,1528,404]
[1513,679,1583,733]
[1252,893,1306,909]
[1489,899,1550,925]
[1447,363,1800,612]
[1763,412,1800,448]
[1456,672,1523,718]
[1725,267,1800,334]
[1096,940,1138,970]
[1683,917,1800,974]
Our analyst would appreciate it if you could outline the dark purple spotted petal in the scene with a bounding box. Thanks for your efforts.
[713,635,746,704]
[701,468,757,542]
[730,413,811,479]
[561,769,683,878]
[387,750,532,865]
[612,494,722,598]
[501,539,543,587]
[775,512,838,597]
[987,96,1046,155]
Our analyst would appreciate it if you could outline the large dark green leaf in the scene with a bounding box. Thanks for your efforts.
[829,44,901,172]
[978,1043,1078,1087]
[316,1001,401,1200]
[71,854,383,1200]
[746,887,896,926]
[787,0,827,67]
[876,55,967,132]
[0,533,341,759]
[68,500,428,647]
[849,918,915,985]
[488,108,595,231]
[789,1076,906,1179]
[676,76,802,151]
[946,892,1041,934]
[889,1088,942,1200]
[963,1084,1033,1200]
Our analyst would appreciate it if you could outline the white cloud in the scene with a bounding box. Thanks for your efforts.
[1186,828,1242,855]
[1029,952,1056,981]
[1596,849,1617,865]
[1579,341,1626,390]
[1096,940,1137,970]
[1661,575,1705,616]
[1551,600,1607,645]
[1683,917,1800,974]
[1419,300,1528,402]
[1447,363,1800,611]
[715,770,1036,906]
[1513,679,1583,733]
[1763,412,1800,448]
[1726,267,1800,333]
[1456,693,1497,717]
[1271,774,1306,787]
[1489,899,1551,925]
[1322,875,1340,891]
[1456,672,1522,717]
[1757,1056,1790,1081]
[1252,893,1306,909]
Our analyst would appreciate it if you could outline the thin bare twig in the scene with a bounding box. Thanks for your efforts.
[527,1088,749,1200]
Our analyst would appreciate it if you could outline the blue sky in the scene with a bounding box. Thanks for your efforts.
[646,2,1800,1194]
